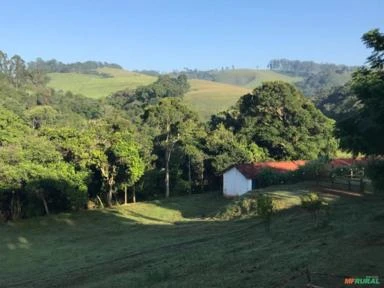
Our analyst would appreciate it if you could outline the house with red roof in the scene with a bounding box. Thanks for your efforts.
[222,158,365,197]
[222,161,306,196]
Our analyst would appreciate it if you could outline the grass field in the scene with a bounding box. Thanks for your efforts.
[47,68,156,99]
[2,183,383,288]
[47,68,300,120]
[184,79,250,120]
[212,69,302,89]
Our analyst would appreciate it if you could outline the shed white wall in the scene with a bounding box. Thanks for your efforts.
[223,167,252,197]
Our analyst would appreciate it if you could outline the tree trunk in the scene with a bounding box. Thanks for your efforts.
[124,186,128,205]
[10,192,22,220]
[165,149,170,198]
[200,160,204,192]
[107,187,113,207]
[97,195,104,208]
[132,186,136,203]
[41,193,50,215]
[188,155,192,196]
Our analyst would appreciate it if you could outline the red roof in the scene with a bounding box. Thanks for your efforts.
[329,158,366,168]
[234,160,307,179]
[227,158,366,179]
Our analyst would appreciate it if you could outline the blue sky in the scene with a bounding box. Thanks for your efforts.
[1,0,382,71]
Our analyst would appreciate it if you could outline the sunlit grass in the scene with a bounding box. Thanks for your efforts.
[47,69,301,120]
[47,68,156,99]
[184,79,250,120]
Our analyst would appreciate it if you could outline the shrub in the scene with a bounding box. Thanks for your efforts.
[254,159,329,189]
[366,160,384,193]
[296,158,329,181]
[300,192,329,227]
[240,197,257,214]
[255,168,291,188]
[257,193,275,232]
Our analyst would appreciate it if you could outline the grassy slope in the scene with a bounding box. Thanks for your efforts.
[184,79,250,120]
[1,183,383,288]
[47,68,156,99]
[47,68,300,120]
[212,69,302,89]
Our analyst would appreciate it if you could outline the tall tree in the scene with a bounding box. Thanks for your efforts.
[213,82,337,160]
[337,29,384,155]
[142,98,200,198]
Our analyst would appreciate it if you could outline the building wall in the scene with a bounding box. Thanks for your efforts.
[223,167,252,197]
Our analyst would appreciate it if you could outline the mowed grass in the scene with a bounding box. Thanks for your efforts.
[184,79,250,120]
[212,69,302,89]
[47,68,156,99]
[1,183,383,288]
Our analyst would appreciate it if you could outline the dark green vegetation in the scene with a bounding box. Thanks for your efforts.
[1,184,383,287]
[210,82,337,160]
[268,58,355,98]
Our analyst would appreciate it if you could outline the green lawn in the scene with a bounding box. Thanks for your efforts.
[2,183,383,287]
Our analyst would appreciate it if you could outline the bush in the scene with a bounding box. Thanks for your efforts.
[254,159,329,189]
[300,192,329,227]
[366,160,384,193]
[255,168,292,188]
[296,158,329,181]
[257,193,275,232]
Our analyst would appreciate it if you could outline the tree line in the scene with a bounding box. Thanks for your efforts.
[28,58,122,73]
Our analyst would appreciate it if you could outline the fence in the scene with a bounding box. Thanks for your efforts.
[315,168,367,193]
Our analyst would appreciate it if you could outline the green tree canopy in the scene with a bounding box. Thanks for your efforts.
[337,29,384,155]
[211,81,337,160]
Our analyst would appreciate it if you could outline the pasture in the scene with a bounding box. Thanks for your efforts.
[47,68,300,120]
[1,183,383,288]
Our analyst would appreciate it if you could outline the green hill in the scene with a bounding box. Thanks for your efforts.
[184,79,250,120]
[1,183,383,287]
[212,69,302,88]
[47,69,250,120]
[47,68,301,120]
[47,67,157,99]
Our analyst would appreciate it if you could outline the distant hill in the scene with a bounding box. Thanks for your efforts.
[211,69,302,88]
[47,68,250,120]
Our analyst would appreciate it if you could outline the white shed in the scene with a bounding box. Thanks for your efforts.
[222,161,307,197]
[222,166,252,197]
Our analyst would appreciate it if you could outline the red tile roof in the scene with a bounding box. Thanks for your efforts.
[234,160,307,179]
[329,158,366,168]
[227,158,365,179]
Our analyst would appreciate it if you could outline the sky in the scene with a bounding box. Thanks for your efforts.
[0,0,383,71]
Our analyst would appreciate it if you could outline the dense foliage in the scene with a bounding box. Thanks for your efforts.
[337,29,384,156]
[211,82,337,160]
